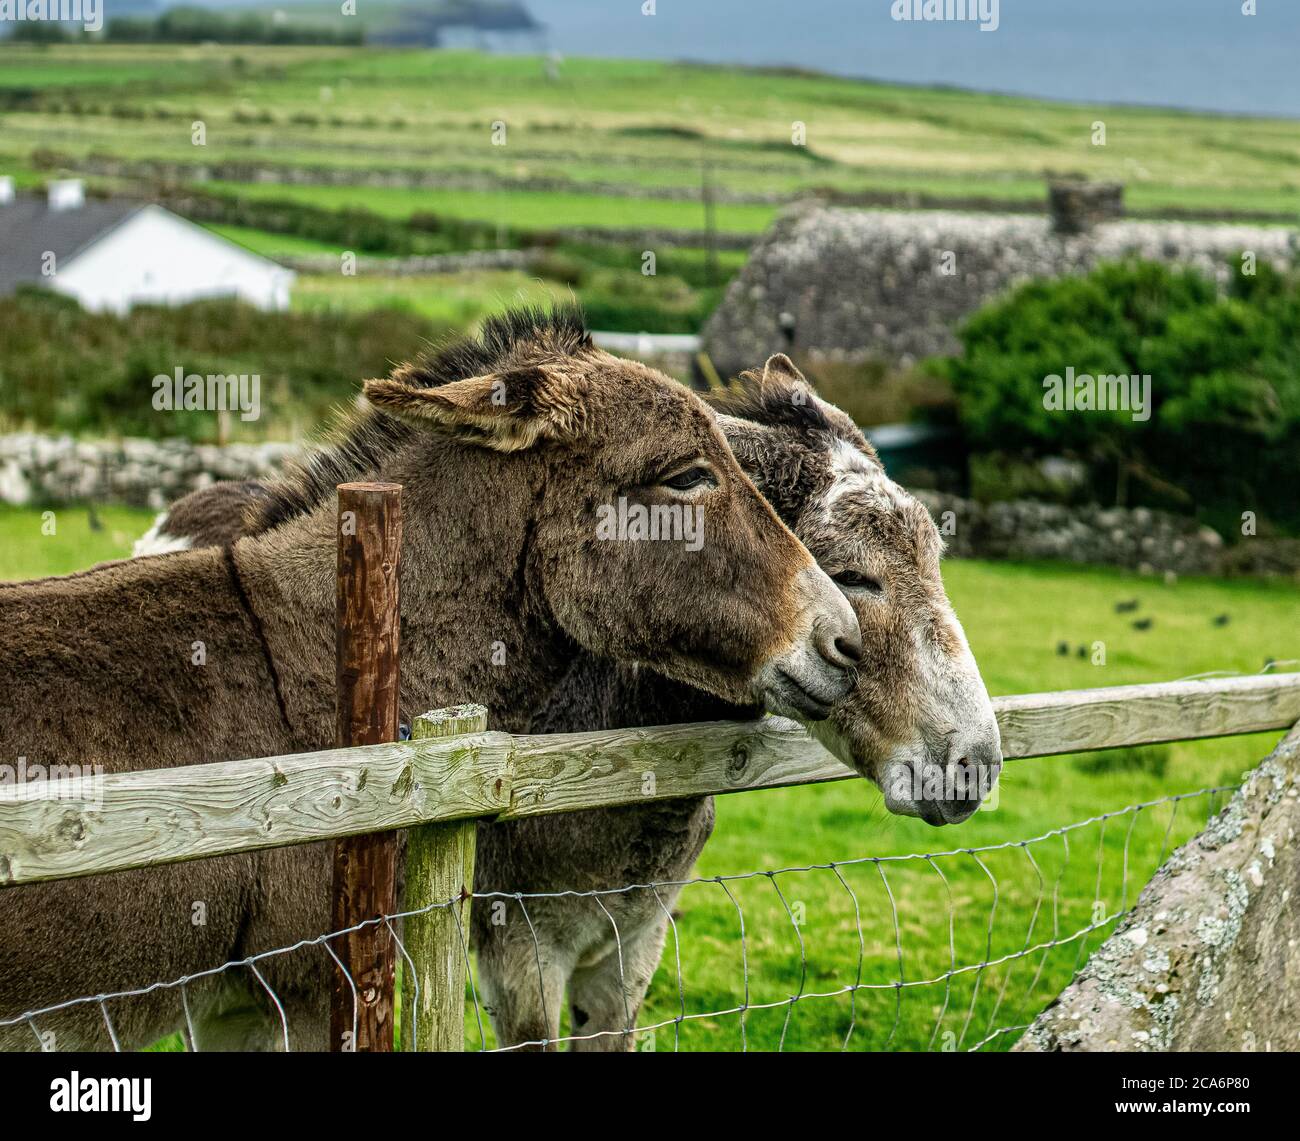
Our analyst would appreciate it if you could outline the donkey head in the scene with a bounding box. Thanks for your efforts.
[361,312,861,719]
[716,355,1001,825]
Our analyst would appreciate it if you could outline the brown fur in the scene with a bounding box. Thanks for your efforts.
[0,308,858,1051]
[117,350,1000,1052]
[476,356,1000,1050]
[150,480,271,550]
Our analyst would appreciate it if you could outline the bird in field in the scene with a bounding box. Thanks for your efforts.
[1132,617,1154,631]
[1115,598,1140,613]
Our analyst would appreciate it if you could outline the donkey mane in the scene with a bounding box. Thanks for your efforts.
[249,304,593,535]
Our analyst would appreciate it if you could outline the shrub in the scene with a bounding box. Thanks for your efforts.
[161,189,517,257]
[933,259,1300,534]
[0,293,446,442]
[577,269,720,333]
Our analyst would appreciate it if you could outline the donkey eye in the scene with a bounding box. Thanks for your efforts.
[661,465,714,492]
[833,570,883,594]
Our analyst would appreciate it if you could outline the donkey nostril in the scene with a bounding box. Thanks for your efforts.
[954,755,972,769]
[834,635,863,665]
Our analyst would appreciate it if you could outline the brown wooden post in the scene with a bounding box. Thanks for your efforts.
[331,481,402,1052]
[401,705,487,1052]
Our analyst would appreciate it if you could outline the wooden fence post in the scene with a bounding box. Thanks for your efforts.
[400,704,487,1052]
[331,481,403,1052]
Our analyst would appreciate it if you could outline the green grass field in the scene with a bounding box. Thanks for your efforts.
[0,504,154,580]
[6,43,1300,228]
[289,268,566,324]
[205,179,779,234]
[2,504,1294,1050]
[6,41,1297,343]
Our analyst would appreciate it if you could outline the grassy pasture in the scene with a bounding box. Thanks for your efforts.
[203,179,779,234]
[2,506,1294,1050]
[6,41,1298,345]
[290,268,566,325]
[6,44,1300,220]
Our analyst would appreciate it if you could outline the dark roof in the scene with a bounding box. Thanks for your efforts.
[0,194,143,294]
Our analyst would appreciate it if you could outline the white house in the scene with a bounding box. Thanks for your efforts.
[0,179,294,314]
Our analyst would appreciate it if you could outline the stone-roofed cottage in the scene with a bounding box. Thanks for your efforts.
[702,198,1298,377]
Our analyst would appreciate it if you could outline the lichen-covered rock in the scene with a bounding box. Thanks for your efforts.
[1015,723,1300,1052]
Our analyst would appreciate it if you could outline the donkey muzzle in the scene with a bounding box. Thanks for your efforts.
[756,566,862,720]
[880,728,1003,826]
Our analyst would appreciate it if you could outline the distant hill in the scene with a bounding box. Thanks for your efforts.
[80,1,541,49]
[370,2,541,48]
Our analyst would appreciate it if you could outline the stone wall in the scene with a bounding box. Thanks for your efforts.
[914,491,1226,577]
[702,203,1299,374]
[1016,722,1300,1052]
[51,154,795,205]
[4,434,1294,579]
[278,250,538,276]
[0,434,297,513]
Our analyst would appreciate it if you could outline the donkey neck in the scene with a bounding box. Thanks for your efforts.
[232,437,576,743]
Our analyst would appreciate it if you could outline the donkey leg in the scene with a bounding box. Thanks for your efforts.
[475,939,568,1052]
[187,974,286,1052]
[567,910,670,1053]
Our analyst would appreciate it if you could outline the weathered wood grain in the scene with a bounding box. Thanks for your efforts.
[401,705,486,1053]
[993,674,1300,760]
[331,481,403,1052]
[500,717,855,819]
[0,732,515,887]
[1,676,1296,887]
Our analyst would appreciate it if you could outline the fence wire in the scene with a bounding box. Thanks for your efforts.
[1,783,1235,1053]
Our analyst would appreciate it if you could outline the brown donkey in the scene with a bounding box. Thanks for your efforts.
[128,347,1001,1050]
[0,309,860,1051]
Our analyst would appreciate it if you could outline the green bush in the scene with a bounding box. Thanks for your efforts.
[164,189,523,257]
[578,269,721,333]
[557,241,747,290]
[0,292,446,442]
[933,259,1300,533]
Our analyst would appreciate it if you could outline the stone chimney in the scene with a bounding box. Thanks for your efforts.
[47,179,86,212]
[0,177,13,205]
[1047,178,1124,235]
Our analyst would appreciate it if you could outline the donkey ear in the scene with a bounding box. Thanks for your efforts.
[761,352,814,391]
[760,353,818,411]
[363,365,585,452]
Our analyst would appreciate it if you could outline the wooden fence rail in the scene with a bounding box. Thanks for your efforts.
[2,672,1298,890]
[8,479,1293,1054]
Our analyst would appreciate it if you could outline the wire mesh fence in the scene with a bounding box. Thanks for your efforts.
[1,784,1234,1053]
